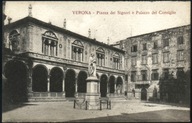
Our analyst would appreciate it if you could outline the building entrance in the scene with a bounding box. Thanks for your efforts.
[32,65,48,92]
[141,87,147,100]
[100,74,108,97]
[116,76,123,94]
[50,67,63,92]
[109,76,115,93]
[65,69,75,97]
[77,71,87,93]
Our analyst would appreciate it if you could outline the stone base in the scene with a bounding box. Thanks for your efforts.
[86,76,99,93]
[85,76,100,110]
[85,93,100,109]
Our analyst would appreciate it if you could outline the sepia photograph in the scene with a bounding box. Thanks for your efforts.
[2,1,191,122]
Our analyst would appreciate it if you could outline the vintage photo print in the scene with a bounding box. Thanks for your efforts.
[2,1,190,122]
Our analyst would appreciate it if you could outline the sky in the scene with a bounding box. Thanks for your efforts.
[4,1,190,44]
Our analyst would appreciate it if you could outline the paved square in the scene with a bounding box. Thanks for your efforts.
[2,100,190,122]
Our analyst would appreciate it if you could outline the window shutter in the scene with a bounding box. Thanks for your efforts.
[156,73,159,80]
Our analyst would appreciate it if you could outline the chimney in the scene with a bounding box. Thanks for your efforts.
[48,21,52,25]
[63,18,66,29]
[28,4,32,17]
[107,37,110,44]
[8,17,12,24]
[88,29,91,38]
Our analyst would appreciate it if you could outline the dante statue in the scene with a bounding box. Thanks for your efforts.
[88,53,96,77]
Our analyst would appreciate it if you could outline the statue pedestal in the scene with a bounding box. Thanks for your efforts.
[85,76,100,110]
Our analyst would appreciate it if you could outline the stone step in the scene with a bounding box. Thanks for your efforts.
[109,96,127,101]
[28,96,139,102]
[28,97,67,102]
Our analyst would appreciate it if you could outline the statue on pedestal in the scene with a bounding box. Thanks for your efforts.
[88,53,96,77]
[85,53,100,110]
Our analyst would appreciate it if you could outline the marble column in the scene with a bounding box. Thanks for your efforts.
[114,83,117,95]
[47,75,50,97]
[62,79,65,92]
[48,40,51,56]
[75,77,78,97]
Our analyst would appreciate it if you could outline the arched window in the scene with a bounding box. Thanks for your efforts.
[42,31,58,56]
[113,52,120,69]
[96,47,105,66]
[9,30,20,51]
[71,40,84,62]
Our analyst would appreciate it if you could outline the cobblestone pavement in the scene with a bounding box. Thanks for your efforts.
[2,100,190,122]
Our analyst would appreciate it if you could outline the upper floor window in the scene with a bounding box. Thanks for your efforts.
[143,43,147,50]
[113,52,120,69]
[131,56,137,66]
[141,70,147,81]
[163,52,170,63]
[141,55,147,64]
[152,53,158,64]
[96,47,105,66]
[71,40,84,62]
[125,75,128,81]
[163,69,169,80]
[42,31,58,56]
[131,45,137,52]
[131,71,137,82]
[177,50,184,61]
[151,69,159,80]
[163,38,169,47]
[153,41,158,49]
[9,30,20,51]
[177,36,184,45]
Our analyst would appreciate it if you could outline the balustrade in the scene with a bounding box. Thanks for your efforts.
[25,52,124,74]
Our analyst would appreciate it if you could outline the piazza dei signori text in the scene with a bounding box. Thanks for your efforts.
[2,4,190,105]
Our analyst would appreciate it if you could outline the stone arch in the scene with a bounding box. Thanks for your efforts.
[77,71,87,93]
[50,67,64,92]
[4,60,28,103]
[96,47,105,66]
[32,64,48,92]
[42,30,58,40]
[113,52,120,69]
[65,69,76,97]
[116,76,123,94]
[42,30,58,56]
[100,74,108,97]
[109,75,115,93]
[71,40,84,61]
[9,30,20,51]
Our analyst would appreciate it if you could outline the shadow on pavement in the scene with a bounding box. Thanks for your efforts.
[67,109,190,122]
[2,102,38,113]
[144,101,190,108]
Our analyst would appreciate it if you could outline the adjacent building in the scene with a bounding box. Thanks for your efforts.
[116,25,190,101]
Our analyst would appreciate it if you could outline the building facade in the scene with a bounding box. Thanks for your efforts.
[2,14,190,102]
[117,25,190,101]
[3,16,126,102]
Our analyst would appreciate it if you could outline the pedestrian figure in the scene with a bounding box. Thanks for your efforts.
[132,89,135,98]
[125,91,128,100]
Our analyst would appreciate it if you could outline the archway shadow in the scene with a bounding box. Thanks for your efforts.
[2,102,38,113]
[67,109,189,122]
[144,101,190,108]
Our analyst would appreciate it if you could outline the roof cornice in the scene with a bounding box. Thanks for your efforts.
[4,16,125,54]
